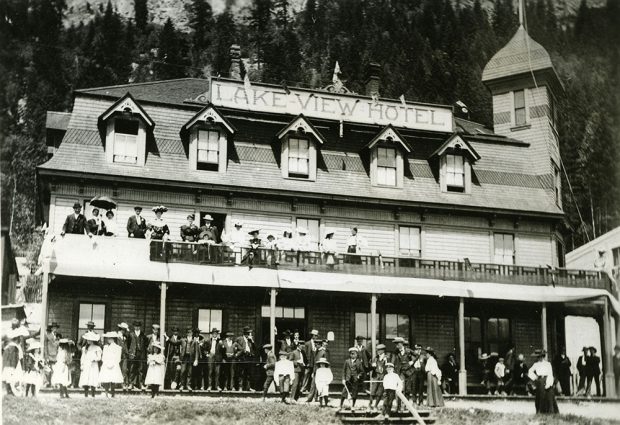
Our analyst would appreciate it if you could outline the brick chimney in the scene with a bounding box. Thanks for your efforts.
[229,44,241,80]
[364,62,381,97]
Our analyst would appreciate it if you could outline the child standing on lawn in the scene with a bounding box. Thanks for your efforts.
[79,332,102,397]
[24,341,44,397]
[273,350,295,403]
[100,332,123,398]
[52,338,73,398]
[145,342,165,398]
[314,358,333,407]
[382,362,403,417]
[340,347,364,410]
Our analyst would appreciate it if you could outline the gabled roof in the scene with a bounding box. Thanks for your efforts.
[276,114,327,144]
[182,103,236,134]
[432,133,481,162]
[364,124,411,153]
[99,93,155,128]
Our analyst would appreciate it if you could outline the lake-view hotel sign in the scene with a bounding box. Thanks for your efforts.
[210,79,453,132]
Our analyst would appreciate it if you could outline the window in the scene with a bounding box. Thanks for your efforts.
[261,306,305,319]
[78,303,105,339]
[385,314,410,340]
[464,317,482,345]
[399,226,421,257]
[553,164,561,207]
[113,119,139,164]
[549,93,557,128]
[487,318,511,354]
[613,247,620,268]
[493,233,514,265]
[288,137,310,178]
[514,90,526,126]
[377,147,397,186]
[446,154,465,191]
[198,309,222,333]
[197,129,220,170]
[354,312,379,341]
[296,217,320,250]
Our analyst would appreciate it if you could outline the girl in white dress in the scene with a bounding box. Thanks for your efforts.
[314,358,333,407]
[100,332,123,398]
[24,341,44,397]
[145,341,165,398]
[52,338,73,398]
[79,332,102,397]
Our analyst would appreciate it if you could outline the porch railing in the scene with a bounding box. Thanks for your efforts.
[149,241,612,291]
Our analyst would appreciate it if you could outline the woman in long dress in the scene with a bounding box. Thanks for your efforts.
[99,332,123,398]
[321,230,337,269]
[145,342,165,398]
[52,338,73,398]
[2,329,24,395]
[148,206,170,240]
[425,347,445,407]
[528,349,559,414]
[104,210,118,236]
[79,332,102,397]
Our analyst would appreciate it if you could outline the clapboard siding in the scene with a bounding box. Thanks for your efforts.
[424,228,490,263]
[518,234,552,267]
[229,212,292,243]
[324,219,395,256]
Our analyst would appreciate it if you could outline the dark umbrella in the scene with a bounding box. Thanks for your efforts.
[89,196,117,210]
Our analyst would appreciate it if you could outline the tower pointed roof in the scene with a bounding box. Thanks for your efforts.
[482,25,562,91]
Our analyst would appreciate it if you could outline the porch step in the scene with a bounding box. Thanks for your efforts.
[336,409,436,424]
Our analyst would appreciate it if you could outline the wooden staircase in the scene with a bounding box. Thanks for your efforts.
[336,409,437,424]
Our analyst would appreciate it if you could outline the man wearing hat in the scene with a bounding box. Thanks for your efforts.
[227,221,247,265]
[221,331,237,390]
[576,346,590,395]
[302,329,320,392]
[410,344,426,406]
[369,343,388,411]
[78,321,99,349]
[179,328,200,391]
[279,330,294,354]
[235,326,257,391]
[164,326,182,388]
[354,336,371,392]
[205,328,222,391]
[585,346,601,397]
[340,347,364,409]
[126,206,147,238]
[289,341,305,401]
[391,337,413,409]
[147,324,164,354]
[180,214,199,242]
[128,321,148,389]
[117,322,130,388]
[198,214,220,243]
[61,202,90,236]
[44,322,60,386]
[262,343,277,401]
[87,207,106,236]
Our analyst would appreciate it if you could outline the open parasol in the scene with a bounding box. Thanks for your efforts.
[89,196,117,210]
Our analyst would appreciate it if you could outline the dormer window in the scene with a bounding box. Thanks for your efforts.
[182,104,235,174]
[365,125,410,188]
[277,115,326,181]
[99,93,154,167]
[433,133,481,194]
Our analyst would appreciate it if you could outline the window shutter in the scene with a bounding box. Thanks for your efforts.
[136,121,146,166]
[105,121,114,163]
[370,147,378,186]
[395,150,404,187]
[308,140,317,181]
[281,138,289,178]
[218,131,227,173]
[189,128,197,171]
[440,155,447,192]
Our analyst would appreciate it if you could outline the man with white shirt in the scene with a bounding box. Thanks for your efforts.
[205,328,222,391]
[126,206,147,238]
[302,330,320,392]
[221,331,237,390]
[61,202,90,236]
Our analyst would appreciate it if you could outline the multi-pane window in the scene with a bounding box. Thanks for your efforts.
[493,233,515,265]
[354,312,379,342]
[261,306,305,319]
[198,129,220,166]
[514,89,526,126]
[198,309,223,333]
[385,314,410,340]
[446,154,465,191]
[399,226,421,257]
[288,138,310,177]
[296,217,320,250]
[377,147,397,186]
[78,303,105,339]
[113,119,139,164]
[487,318,511,354]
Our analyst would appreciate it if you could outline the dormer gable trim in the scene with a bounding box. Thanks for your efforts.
[364,124,411,153]
[182,103,236,134]
[432,133,481,162]
[276,114,326,145]
[99,92,154,128]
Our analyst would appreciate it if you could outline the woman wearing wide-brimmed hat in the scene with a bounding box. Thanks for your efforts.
[52,338,74,398]
[148,206,170,240]
[2,329,24,395]
[79,331,102,397]
[23,341,45,397]
[424,347,444,407]
[100,331,123,398]
[145,341,165,398]
[528,349,559,414]
[320,229,338,269]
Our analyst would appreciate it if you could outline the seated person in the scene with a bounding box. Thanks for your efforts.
[198,214,219,244]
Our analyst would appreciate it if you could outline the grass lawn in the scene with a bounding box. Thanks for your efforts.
[2,396,619,425]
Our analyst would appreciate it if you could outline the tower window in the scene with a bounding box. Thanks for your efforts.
[514,90,526,126]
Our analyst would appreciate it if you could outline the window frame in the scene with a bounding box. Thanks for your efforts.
[197,308,223,334]
[553,163,562,207]
[77,302,106,340]
[287,137,311,179]
[384,313,411,341]
[295,217,320,250]
[514,89,526,126]
[399,226,421,257]
[446,154,465,192]
[112,118,139,165]
[493,232,515,265]
[197,129,221,168]
[376,147,397,187]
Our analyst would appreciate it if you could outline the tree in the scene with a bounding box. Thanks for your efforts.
[154,18,187,79]
[211,8,237,77]
[249,0,273,69]
[135,0,148,31]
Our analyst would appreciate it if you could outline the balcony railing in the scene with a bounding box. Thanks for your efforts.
[149,241,612,291]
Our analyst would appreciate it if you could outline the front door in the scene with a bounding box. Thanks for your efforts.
[259,305,306,346]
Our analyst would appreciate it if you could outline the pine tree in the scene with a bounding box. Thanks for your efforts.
[135,0,148,31]
[211,8,237,76]
[249,0,273,69]
[155,18,187,80]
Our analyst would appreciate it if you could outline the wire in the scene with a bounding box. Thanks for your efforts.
[522,2,591,242]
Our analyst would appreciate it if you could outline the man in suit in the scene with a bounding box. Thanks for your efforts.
[198,214,220,262]
[409,344,426,406]
[586,346,601,396]
[576,346,589,395]
[165,326,182,389]
[391,337,413,409]
[44,322,60,386]
[127,206,147,238]
[262,343,277,401]
[221,331,237,390]
[179,328,199,391]
[289,342,305,401]
[86,208,106,236]
[354,335,371,392]
[369,343,389,411]
[340,347,364,409]
[61,202,90,236]
[302,329,320,392]
[117,322,130,389]
[205,328,222,391]
[128,321,149,389]
[279,330,294,354]
[235,326,257,391]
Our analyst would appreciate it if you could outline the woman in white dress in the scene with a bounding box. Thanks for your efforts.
[99,331,123,398]
[528,349,559,414]
[321,230,338,269]
[79,332,102,397]
[145,342,165,398]
[104,211,118,236]
[52,338,73,398]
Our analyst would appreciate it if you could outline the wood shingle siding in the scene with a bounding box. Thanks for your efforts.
[424,228,491,263]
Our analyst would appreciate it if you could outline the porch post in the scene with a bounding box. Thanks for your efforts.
[39,271,50,349]
[159,282,167,348]
[603,297,616,397]
[370,294,378,358]
[458,297,467,395]
[270,288,277,348]
[541,302,548,352]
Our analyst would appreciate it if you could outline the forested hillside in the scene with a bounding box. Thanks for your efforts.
[1,0,618,257]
